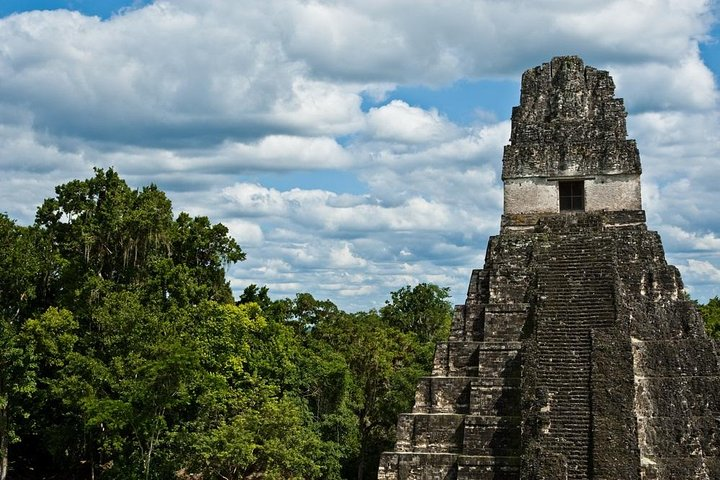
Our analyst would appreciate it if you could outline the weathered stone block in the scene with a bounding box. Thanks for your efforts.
[458,455,521,480]
[477,343,521,378]
[413,377,472,414]
[433,342,481,376]
[378,453,459,480]
[470,378,521,416]
[397,413,465,453]
[483,304,529,341]
[463,416,521,456]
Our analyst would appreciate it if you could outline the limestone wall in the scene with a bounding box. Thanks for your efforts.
[503,174,641,214]
[503,178,557,214]
[585,174,641,211]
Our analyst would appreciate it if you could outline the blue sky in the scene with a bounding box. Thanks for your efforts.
[0,0,151,18]
[1,0,720,309]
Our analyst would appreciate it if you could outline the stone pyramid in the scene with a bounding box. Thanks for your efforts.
[378,56,720,480]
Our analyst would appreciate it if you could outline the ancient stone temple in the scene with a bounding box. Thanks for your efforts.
[377,56,720,480]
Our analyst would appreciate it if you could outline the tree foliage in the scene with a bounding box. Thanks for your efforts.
[0,170,452,480]
[700,296,720,339]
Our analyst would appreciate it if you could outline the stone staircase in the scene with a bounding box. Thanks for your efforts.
[378,235,534,479]
[532,234,616,479]
[378,224,630,480]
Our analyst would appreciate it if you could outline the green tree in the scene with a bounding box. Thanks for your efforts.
[238,284,272,310]
[11,170,248,478]
[172,301,344,479]
[35,168,244,311]
[380,283,453,342]
[0,214,50,480]
[700,296,720,339]
[3,169,457,480]
[313,310,433,479]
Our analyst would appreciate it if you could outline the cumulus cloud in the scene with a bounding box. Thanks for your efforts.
[0,0,718,309]
[223,219,264,248]
[0,0,712,147]
[366,100,461,144]
[329,243,368,268]
[613,54,717,113]
[222,182,460,233]
[684,259,720,283]
[676,259,720,301]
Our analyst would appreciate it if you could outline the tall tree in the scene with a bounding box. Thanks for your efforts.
[380,283,453,342]
[11,170,248,478]
[35,168,244,311]
[0,214,48,480]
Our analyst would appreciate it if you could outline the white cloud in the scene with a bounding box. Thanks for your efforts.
[222,182,458,232]
[663,226,720,250]
[222,183,289,216]
[0,0,718,309]
[329,243,368,268]
[677,259,720,289]
[687,259,720,282]
[366,100,461,144]
[613,54,717,113]
[224,219,264,247]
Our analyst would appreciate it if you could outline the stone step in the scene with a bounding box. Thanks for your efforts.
[538,304,614,310]
[536,324,613,330]
[432,342,482,376]
[413,377,473,414]
[536,346,591,352]
[463,416,521,456]
[539,312,611,318]
[536,348,591,353]
[539,306,614,312]
[547,403,591,410]
[550,410,590,418]
[470,382,521,417]
[395,414,522,456]
[540,266,611,272]
[395,413,465,453]
[449,303,485,342]
[549,418,591,424]
[538,303,614,309]
[413,377,523,416]
[549,424,590,432]
[537,367,591,375]
[545,436,590,444]
[433,341,523,375]
[536,340,591,346]
[544,394,591,401]
[536,333,597,338]
[537,368,591,375]
[377,452,521,480]
[538,394,590,402]
[537,377,590,384]
[537,360,591,366]
[540,281,612,286]
[540,272,612,277]
[536,343,591,349]
[536,341,592,347]
[536,336,596,341]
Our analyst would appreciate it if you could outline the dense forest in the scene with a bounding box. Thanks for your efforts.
[1,169,719,479]
[0,169,453,480]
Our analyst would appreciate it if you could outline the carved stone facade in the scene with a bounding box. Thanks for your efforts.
[378,57,720,479]
[503,56,641,216]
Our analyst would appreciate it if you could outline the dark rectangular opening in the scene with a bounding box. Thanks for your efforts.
[559,180,584,211]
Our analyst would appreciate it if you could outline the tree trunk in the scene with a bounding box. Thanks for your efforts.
[1,401,9,480]
[356,442,366,480]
